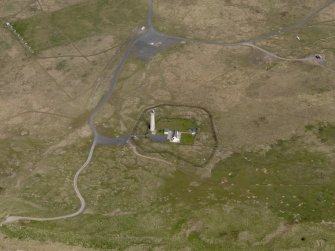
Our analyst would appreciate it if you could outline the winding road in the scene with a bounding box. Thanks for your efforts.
[1,0,333,225]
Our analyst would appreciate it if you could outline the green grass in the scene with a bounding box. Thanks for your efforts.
[1,132,335,250]
[12,0,146,52]
[180,133,195,144]
[317,122,335,145]
[0,137,46,178]
[305,122,335,145]
[133,105,216,167]
[160,170,282,250]
[156,118,197,133]
[1,214,140,249]
[152,0,322,44]
[212,137,335,223]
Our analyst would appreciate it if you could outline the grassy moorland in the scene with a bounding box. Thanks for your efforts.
[1,0,335,250]
[11,0,146,52]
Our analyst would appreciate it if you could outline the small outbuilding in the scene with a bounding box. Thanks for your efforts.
[188,128,198,135]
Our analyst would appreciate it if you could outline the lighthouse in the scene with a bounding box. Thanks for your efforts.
[150,109,156,134]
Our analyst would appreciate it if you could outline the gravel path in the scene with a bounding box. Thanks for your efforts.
[1,141,96,225]
[1,0,333,225]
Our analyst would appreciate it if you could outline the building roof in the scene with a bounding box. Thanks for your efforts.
[189,128,197,133]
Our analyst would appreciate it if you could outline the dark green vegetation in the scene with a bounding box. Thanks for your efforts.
[2,127,335,250]
[0,140,91,219]
[180,133,195,144]
[317,123,335,145]
[157,118,197,133]
[157,118,197,144]
[212,137,335,223]
[134,106,202,136]
[2,0,335,249]
[306,122,335,145]
[133,105,217,167]
[1,214,167,250]
[12,0,146,52]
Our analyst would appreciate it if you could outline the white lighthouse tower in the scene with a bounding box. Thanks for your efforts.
[150,109,156,134]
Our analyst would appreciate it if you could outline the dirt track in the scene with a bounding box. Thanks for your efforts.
[1,0,332,225]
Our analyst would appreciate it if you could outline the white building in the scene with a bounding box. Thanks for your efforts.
[170,130,181,143]
[150,109,156,134]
